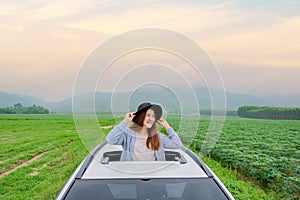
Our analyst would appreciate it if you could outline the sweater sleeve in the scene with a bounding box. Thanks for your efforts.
[160,127,183,148]
[106,121,128,145]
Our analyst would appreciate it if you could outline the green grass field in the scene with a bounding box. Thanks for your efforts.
[0,114,298,199]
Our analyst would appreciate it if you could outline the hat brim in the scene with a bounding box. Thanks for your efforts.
[133,104,162,120]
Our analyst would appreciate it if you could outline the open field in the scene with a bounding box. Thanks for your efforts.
[166,116,299,199]
[178,116,300,199]
[0,114,298,199]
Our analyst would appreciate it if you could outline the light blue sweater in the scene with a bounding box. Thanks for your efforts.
[106,121,183,161]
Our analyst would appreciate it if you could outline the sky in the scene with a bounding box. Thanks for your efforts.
[0,0,299,102]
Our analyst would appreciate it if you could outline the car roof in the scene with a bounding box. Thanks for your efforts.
[82,143,208,179]
[57,142,235,200]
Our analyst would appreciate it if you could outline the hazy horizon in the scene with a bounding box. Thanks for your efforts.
[1,0,299,102]
[1,86,300,105]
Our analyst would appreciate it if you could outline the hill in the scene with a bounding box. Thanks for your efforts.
[1,88,299,114]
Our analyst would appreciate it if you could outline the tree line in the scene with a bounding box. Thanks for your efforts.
[0,103,49,114]
[200,109,237,116]
[237,106,300,120]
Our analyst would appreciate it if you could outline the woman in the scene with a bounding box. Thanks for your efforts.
[106,102,183,161]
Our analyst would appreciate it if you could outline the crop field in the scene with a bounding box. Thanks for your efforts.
[185,117,300,199]
[0,114,298,199]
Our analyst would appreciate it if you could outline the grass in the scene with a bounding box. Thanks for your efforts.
[200,154,278,200]
[0,114,86,200]
[0,114,291,199]
[164,115,299,199]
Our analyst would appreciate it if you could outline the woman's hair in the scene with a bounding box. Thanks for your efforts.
[130,110,160,151]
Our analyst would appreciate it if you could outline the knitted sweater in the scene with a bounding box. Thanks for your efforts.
[106,121,183,161]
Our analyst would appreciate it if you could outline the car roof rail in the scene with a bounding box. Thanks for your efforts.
[75,142,107,178]
[179,146,213,178]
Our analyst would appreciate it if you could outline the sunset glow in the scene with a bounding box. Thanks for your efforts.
[0,0,299,101]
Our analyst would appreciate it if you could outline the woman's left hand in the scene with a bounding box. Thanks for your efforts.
[157,119,170,130]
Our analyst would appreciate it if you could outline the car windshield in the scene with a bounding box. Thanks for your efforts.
[64,178,229,200]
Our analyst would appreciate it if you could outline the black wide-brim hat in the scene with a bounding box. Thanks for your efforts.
[133,102,162,121]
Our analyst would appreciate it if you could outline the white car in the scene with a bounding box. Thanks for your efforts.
[56,142,235,200]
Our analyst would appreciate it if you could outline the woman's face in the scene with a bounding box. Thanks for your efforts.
[143,109,156,128]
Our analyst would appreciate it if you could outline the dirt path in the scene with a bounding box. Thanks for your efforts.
[0,141,72,178]
[101,125,113,129]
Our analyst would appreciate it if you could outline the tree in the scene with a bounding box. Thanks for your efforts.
[238,106,300,120]
[0,103,50,114]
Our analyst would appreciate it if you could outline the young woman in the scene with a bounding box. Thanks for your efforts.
[106,102,183,161]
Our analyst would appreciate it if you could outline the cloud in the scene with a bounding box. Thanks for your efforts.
[58,2,300,68]
[204,16,300,68]
[0,1,299,101]
[0,0,114,33]
[62,2,239,35]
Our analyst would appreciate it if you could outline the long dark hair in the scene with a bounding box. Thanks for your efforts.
[130,110,160,151]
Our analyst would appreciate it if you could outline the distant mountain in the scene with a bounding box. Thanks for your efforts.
[0,88,299,114]
[260,94,300,108]
[0,91,51,108]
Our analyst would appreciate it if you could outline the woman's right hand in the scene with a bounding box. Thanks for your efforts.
[124,112,135,124]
